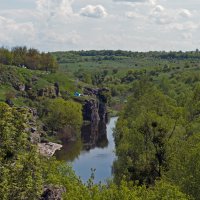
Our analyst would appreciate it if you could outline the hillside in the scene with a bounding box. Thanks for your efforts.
[1,48,200,199]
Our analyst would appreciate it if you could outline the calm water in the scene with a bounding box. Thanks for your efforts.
[56,117,118,183]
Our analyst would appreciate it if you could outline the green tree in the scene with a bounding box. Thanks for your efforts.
[166,128,200,199]
[46,98,83,134]
[114,86,183,185]
[0,47,13,65]
[0,103,43,199]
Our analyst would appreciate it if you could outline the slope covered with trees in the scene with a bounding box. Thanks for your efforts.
[114,77,200,199]
[1,48,200,199]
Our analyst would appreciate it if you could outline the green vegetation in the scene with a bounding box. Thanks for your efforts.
[113,77,200,199]
[0,103,43,199]
[2,48,200,199]
[0,103,189,200]
[0,46,58,71]
[45,98,83,135]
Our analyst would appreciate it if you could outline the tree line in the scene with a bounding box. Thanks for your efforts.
[0,46,58,71]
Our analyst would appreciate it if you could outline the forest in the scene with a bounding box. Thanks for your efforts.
[1,47,200,199]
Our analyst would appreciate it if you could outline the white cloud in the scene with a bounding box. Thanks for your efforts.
[168,21,198,31]
[80,5,107,18]
[113,0,157,5]
[41,30,80,45]
[178,9,192,18]
[0,16,35,46]
[125,11,144,19]
[182,32,193,40]
[36,0,74,18]
[152,5,165,13]
[0,0,200,51]
[113,0,147,2]
[150,5,174,25]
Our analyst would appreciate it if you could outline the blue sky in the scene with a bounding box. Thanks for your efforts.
[0,0,200,51]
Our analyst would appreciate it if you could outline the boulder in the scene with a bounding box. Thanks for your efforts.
[38,142,62,157]
[40,185,66,200]
[5,99,14,107]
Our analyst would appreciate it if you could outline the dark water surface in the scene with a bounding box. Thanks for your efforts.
[56,117,118,183]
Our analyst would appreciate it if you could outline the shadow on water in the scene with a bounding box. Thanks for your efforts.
[55,117,118,183]
[81,120,108,151]
[55,138,83,161]
[56,120,109,161]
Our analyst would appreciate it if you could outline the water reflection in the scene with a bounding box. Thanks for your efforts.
[56,120,109,161]
[56,117,118,183]
[55,139,82,161]
[82,120,108,151]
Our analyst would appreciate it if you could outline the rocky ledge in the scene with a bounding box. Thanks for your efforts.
[38,142,62,157]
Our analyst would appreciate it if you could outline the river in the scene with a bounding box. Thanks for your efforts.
[56,117,118,183]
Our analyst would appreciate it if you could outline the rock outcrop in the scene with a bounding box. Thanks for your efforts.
[38,142,62,157]
[81,87,110,150]
[25,107,41,144]
[82,99,100,122]
[37,85,57,98]
[22,107,62,157]
[82,87,109,123]
[5,99,14,107]
[25,81,59,99]
[40,185,66,200]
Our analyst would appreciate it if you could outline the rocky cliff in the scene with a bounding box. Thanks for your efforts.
[21,107,62,157]
[82,87,109,123]
[81,87,109,150]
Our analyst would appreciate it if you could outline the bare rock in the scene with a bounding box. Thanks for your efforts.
[40,185,66,200]
[38,142,62,157]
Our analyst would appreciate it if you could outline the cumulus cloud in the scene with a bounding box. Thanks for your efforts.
[0,16,35,46]
[149,5,174,25]
[178,9,192,18]
[80,5,107,18]
[0,0,200,51]
[149,5,194,27]
[152,5,164,13]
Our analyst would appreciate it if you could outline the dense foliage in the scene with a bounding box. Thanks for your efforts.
[0,102,189,199]
[0,103,43,199]
[114,77,200,199]
[0,46,58,71]
[45,98,83,135]
[2,49,200,199]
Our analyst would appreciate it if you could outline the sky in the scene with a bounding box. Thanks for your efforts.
[0,0,200,52]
